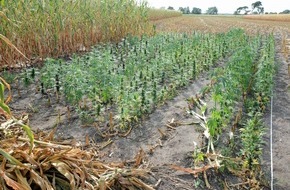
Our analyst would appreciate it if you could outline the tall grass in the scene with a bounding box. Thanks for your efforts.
[0,0,154,68]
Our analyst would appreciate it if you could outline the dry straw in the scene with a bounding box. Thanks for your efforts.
[0,0,155,68]
[0,77,154,189]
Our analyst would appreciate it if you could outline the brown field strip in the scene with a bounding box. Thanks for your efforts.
[153,15,290,35]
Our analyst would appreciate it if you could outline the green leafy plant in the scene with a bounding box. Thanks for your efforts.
[185,31,275,189]
[240,114,264,170]
[36,29,246,128]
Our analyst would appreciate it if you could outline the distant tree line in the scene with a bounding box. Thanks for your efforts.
[234,1,290,15]
[168,6,218,15]
[264,10,290,14]
[169,6,201,14]
[166,2,289,16]
[279,9,290,14]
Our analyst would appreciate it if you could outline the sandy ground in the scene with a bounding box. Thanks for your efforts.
[271,36,290,189]
[99,70,213,189]
[262,34,290,190]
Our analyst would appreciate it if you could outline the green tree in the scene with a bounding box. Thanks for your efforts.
[259,7,264,14]
[251,1,264,14]
[206,6,218,15]
[236,6,249,14]
[184,6,190,14]
[167,6,174,10]
[178,6,190,14]
[280,9,290,14]
[191,7,202,14]
[251,1,262,10]
[178,7,185,13]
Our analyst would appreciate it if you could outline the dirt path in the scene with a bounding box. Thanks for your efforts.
[263,35,290,190]
[271,36,290,189]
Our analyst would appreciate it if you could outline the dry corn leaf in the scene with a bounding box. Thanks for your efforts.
[85,135,90,146]
[43,127,57,141]
[0,34,28,60]
[30,169,54,190]
[170,164,214,178]
[51,160,75,189]
[14,120,34,153]
[14,169,31,190]
[0,169,30,190]
[0,101,153,190]
[134,148,145,167]
[99,178,106,190]
[131,177,155,190]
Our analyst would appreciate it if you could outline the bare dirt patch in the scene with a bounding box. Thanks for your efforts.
[262,35,290,190]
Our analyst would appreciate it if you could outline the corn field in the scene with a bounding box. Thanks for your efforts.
[0,0,168,68]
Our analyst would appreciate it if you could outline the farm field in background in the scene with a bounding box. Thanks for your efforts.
[244,14,290,22]
[148,8,182,21]
[153,15,290,34]
[1,6,290,190]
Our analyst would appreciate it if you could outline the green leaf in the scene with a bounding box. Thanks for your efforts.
[0,0,4,7]
[0,82,4,103]
[211,110,221,120]
[0,148,26,167]
[15,120,34,153]
[208,119,218,137]
[0,102,11,115]
[201,105,207,115]
[213,93,222,103]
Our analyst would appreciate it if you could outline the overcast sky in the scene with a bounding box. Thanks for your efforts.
[143,0,288,14]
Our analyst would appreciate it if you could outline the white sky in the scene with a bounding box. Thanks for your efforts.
[143,0,289,14]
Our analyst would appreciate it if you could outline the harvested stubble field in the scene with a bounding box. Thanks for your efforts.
[1,8,290,190]
[244,14,290,22]
[152,15,290,35]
